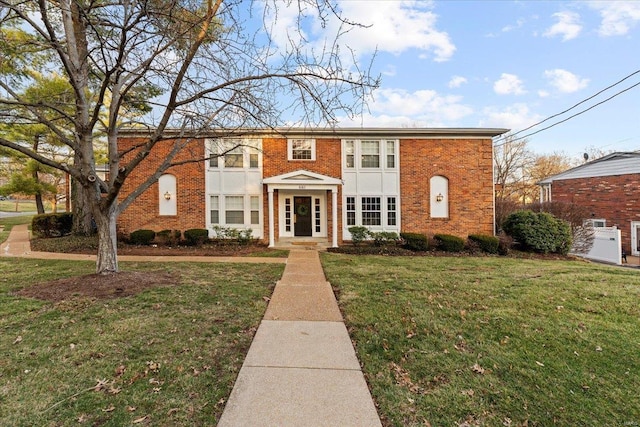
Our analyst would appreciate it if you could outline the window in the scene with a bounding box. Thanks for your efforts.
[210,196,219,224]
[586,219,606,228]
[361,141,380,168]
[249,147,259,168]
[225,146,243,168]
[225,196,244,224]
[362,197,381,226]
[208,139,261,169]
[345,141,355,168]
[315,198,321,232]
[387,197,396,226]
[386,141,395,168]
[285,198,292,232]
[346,196,356,226]
[289,139,315,160]
[209,154,218,168]
[250,196,260,225]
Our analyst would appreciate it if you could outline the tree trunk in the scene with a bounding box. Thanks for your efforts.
[34,193,45,214]
[71,177,94,235]
[93,203,119,274]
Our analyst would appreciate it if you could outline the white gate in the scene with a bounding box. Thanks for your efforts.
[572,227,622,265]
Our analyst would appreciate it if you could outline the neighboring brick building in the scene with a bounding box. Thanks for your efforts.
[538,152,640,255]
[117,128,507,247]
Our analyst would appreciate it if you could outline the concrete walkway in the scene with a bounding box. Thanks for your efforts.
[1,224,382,425]
[0,224,285,264]
[218,249,382,426]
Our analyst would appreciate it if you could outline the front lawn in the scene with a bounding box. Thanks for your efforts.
[0,258,284,426]
[321,254,640,426]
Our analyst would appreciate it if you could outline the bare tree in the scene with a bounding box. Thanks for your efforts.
[0,0,378,274]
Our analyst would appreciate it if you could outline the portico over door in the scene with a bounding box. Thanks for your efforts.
[263,169,342,248]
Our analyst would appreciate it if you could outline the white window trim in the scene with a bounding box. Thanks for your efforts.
[342,139,398,171]
[206,138,262,170]
[288,138,316,161]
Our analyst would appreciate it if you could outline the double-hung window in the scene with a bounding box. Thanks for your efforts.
[208,139,260,169]
[361,197,381,226]
[289,139,315,161]
[344,139,397,170]
[225,196,245,224]
[361,141,380,168]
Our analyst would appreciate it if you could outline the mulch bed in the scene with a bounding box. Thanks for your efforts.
[15,271,179,302]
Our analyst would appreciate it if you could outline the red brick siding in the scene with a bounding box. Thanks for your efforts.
[117,137,205,235]
[551,174,640,252]
[399,138,495,238]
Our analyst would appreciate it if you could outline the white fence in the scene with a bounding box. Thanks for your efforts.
[572,227,622,265]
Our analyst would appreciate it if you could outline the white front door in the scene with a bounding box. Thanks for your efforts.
[631,221,640,256]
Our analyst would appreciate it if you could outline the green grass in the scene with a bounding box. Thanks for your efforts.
[0,199,52,213]
[0,215,33,243]
[0,258,284,426]
[321,254,640,427]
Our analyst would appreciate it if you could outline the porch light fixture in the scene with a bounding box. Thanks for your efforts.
[164,191,171,200]
[436,193,444,202]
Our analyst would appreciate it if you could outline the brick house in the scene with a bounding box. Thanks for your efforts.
[117,128,507,247]
[538,152,640,255]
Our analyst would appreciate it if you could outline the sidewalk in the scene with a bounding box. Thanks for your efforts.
[218,249,382,426]
[1,224,382,425]
[0,224,285,264]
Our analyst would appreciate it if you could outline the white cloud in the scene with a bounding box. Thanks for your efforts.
[480,104,544,131]
[261,1,456,62]
[493,73,526,95]
[502,18,526,33]
[448,75,468,88]
[337,87,473,127]
[544,69,589,93]
[544,11,582,41]
[538,90,550,98]
[589,1,640,36]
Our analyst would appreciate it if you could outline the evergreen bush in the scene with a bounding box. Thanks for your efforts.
[129,229,156,245]
[184,228,209,246]
[434,233,465,252]
[400,232,429,251]
[31,213,73,238]
[370,231,400,247]
[502,210,572,254]
[348,226,370,246]
[468,234,500,254]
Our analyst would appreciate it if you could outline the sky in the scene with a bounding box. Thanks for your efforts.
[264,0,640,160]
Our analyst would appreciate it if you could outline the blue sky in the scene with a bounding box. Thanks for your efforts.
[264,1,640,160]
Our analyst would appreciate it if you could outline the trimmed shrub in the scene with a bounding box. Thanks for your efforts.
[400,232,429,251]
[129,229,156,245]
[32,213,74,238]
[371,231,400,247]
[468,234,500,254]
[502,210,572,254]
[184,228,209,246]
[156,229,181,245]
[210,225,255,245]
[348,226,370,246]
[434,233,465,252]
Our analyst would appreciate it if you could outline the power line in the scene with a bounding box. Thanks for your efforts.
[493,68,640,147]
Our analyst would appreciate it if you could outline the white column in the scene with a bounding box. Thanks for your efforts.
[268,188,275,247]
[332,188,338,248]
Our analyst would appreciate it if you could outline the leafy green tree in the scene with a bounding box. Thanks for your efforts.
[0,1,377,274]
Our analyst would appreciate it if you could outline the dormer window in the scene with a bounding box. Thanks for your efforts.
[288,139,315,161]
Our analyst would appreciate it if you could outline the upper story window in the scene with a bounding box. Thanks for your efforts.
[361,141,380,168]
[343,139,398,170]
[207,138,261,169]
[288,139,316,161]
